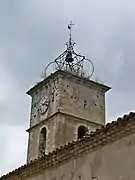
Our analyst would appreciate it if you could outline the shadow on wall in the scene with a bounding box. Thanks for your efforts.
[78,125,88,139]
[38,127,47,156]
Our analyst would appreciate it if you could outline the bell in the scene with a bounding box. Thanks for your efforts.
[65,51,74,62]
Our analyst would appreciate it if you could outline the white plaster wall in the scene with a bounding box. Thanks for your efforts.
[28,133,135,180]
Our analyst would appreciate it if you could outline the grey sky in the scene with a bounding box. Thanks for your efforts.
[0,0,135,176]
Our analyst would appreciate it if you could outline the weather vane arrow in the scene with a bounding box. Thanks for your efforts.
[68,21,74,29]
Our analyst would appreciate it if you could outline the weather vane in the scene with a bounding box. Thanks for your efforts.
[68,21,74,38]
[65,21,75,55]
[44,21,94,78]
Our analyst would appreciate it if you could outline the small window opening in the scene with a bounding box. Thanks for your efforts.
[39,127,47,156]
[78,126,88,139]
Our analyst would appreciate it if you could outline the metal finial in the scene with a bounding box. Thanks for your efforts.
[68,21,74,40]
[66,21,75,52]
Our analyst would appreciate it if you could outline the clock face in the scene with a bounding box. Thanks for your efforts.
[39,96,50,114]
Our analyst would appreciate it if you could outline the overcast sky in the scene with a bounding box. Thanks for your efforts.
[0,0,135,176]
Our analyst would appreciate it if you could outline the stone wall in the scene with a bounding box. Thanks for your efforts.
[29,74,60,127]
[27,114,57,162]
[27,73,61,162]
[54,113,102,149]
[59,73,106,126]
[27,112,101,163]
[28,70,109,129]
[27,70,108,163]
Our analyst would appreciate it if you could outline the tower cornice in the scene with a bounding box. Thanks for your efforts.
[26,70,111,96]
[26,111,104,132]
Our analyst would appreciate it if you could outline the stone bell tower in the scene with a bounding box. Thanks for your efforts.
[26,22,111,163]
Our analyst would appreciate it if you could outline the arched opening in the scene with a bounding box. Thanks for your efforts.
[78,126,88,139]
[39,127,47,156]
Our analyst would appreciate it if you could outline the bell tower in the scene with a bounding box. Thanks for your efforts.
[26,22,111,163]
